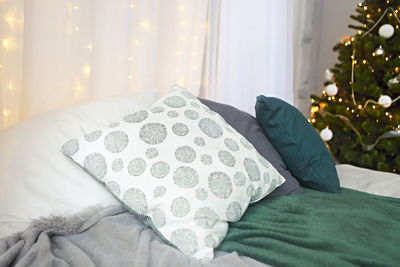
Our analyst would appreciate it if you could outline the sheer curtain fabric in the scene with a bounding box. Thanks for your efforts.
[0,0,294,129]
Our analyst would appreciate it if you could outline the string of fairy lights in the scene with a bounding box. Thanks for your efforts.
[1,0,18,123]
[310,1,400,151]
[1,1,204,128]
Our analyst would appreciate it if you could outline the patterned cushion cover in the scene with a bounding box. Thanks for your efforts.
[62,85,285,261]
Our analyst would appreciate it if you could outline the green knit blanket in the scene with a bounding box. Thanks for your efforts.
[219,188,400,267]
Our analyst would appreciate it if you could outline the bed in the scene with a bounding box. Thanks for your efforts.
[0,87,399,267]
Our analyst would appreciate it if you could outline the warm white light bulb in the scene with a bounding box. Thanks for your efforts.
[3,39,10,48]
[6,17,15,24]
[8,81,13,90]
[3,110,9,117]
[74,26,79,31]
[83,66,91,75]
[75,85,82,91]
[130,3,135,8]
[140,21,149,29]
[178,6,185,12]
[73,6,79,10]
[87,43,93,50]
[135,40,140,45]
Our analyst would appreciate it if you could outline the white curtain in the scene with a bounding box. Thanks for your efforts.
[201,0,294,115]
[0,0,294,129]
[0,0,208,129]
[293,0,323,116]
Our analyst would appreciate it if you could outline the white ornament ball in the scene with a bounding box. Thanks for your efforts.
[326,84,338,96]
[378,24,394,39]
[324,69,334,81]
[320,127,333,141]
[378,95,392,108]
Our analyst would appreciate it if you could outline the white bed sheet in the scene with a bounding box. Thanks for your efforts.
[336,164,400,198]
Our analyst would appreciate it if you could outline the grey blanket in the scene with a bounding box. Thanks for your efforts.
[0,205,269,267]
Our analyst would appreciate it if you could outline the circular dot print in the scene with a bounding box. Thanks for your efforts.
[240,137,253,150]
[107,181,121,196]
[181,90,197,99]
[203,107,216,115]
[250,187,263,202]
[152,208,166,228]
[173,166,199,188]
[84,153,107,180]
[200,154,213,165]
[139,123,167,145]
[244,158,261,182]
[172,123,189,136]
[153,186,167,198]
[195,188,208,201]
[233,172,246,187]
[226,201,242,222]
[171,197,191,217]
[218,150,236,167]
[163,95,187,108]
[62,139,79,157]
[194,137,205,146]
[127,158,146,176]
[246,184,254,198]
[167,111,179,118]
[170,228,198,256]
[194,207,219,229]
[198,118,223,139]
[190,102,200,108]
[266,179,278,194]
[208,172,233,199]
[263,173,271,184]
[109,122,120,128]
[145,147,158,159]
[150,106,164,113]
[224,138,239,151]
[256,152,271,168]
[123,110,148,123]
[84,130,102,142]
[150,161,170,178]
[184,109,199,120]
[175,146,196,163]
[111,158,124,172]
[104,131,129,153]
[205,235,217,248]
[122,188,148,214]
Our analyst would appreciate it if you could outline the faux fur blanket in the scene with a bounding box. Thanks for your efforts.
[0,205,268,267]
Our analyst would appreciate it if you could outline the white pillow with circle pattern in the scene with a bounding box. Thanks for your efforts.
[61,85,285,261]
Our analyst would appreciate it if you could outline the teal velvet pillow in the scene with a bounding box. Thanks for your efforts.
[255,96,340,193]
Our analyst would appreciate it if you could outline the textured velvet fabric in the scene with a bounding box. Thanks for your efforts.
[220,188,400,267]
[200,98,303,199]
[255,96,340,192]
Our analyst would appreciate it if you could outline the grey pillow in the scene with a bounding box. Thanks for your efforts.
[200,98,303,199]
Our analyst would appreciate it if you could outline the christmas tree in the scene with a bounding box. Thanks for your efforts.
[311,0,400,174]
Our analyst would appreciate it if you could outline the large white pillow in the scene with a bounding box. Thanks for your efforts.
[62,85,285,261]
[0,89,159,238]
